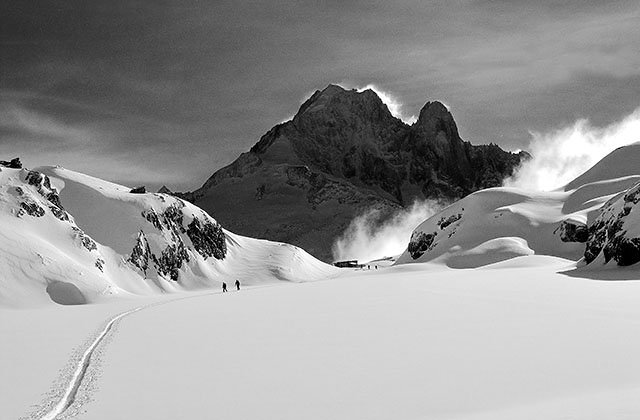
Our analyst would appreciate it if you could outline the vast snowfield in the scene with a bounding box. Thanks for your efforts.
[4,257,640,419]
[4,144,640,419]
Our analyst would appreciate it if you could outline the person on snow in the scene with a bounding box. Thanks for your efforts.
[235,279,241,291]
[222,282,227,293]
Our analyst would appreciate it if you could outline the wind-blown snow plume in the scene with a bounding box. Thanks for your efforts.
[356,84,418,124]
[332,200,441,263]
[505,107,640,191]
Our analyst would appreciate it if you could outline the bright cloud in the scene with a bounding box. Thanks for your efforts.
[332,200,441,263]
[505,107,640,191]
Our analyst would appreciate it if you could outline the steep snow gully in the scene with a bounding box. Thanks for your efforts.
[22,288,247,420]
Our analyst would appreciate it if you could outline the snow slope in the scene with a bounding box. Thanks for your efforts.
[0,166,337,307]
[397,142,640,268]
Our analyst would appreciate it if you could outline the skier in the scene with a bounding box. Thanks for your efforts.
[222,282,227,293]
[235,279,241,291]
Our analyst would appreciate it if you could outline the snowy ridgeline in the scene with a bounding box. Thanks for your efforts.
[0,165,337,307]
[4,142,640,307]
[399,142,640,270]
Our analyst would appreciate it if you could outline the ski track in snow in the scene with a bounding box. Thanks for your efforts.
[39,307,142,420]
[21,286,273,420]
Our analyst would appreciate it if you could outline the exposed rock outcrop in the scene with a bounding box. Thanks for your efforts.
[152,237,189,281]
[134,199,227,281]
[0,157,22,168]
[129,230,152,275]
[437,213,462,230]
[186,217,226,260]
[584,182,640,266]
[554,220,589,243]
[19,200,45,217]
[71,226,98,252]
[408,231,438,260]
[24,170,69,221]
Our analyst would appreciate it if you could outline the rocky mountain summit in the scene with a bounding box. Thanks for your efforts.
[180,85,527,261]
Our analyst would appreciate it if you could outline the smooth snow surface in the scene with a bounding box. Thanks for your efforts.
[4,257,640,420]
[564,142,640,191]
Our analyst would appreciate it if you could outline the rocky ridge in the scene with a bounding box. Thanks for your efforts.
[179,84,527,261]
[584,182,640,266]
[3,166,227,284]
[0,164,339,307]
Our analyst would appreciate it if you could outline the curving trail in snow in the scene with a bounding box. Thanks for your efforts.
[30,295,192,420]
[39,306,144,420]
[30,285,281,419]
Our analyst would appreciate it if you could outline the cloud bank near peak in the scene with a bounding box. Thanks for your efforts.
[505,106,640,191]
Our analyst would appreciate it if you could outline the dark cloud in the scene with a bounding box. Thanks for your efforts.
[1,0,639,190]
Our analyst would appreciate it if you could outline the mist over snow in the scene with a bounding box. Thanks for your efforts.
[505,106,640,191]
[332,200,442,263]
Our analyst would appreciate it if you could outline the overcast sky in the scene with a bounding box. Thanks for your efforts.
[1,1,639,191]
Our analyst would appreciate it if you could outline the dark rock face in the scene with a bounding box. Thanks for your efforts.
[408,231,438,259]
[23,170,70,221]
[609,238,640,266]
[19,201,45,217]
[584,218,607,264]
[180,85,525,261]
[129,230,152,275]
[142,202,187,233]
[0,157,22,168]
[81,233,97,251]
[15,170,102,261]
[130,186,146,194]
[186,218,226,260]
[152,238,190,281]
[555,220,589,243]
[71,226,98,252]
[134,200,228,281]
[163,203,186,232]
[584,182,640,266]
[157,185,172,194]
[438,213,462,230]
[48,204,70,222]
[95,258,105,272]
[142,208,163,230]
